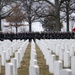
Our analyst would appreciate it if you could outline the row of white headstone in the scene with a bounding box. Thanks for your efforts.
[29,40,39,75]
[0,40,18,73]
[0,56,1,73]
[36,39,75,75]
[0,39,29,75]
[0,40,23,55]
[1,40,24,66]
[45,39,75,57]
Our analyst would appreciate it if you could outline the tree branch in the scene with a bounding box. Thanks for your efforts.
[44,0,55,8]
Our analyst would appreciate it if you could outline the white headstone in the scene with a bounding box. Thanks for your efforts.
[15,52,20,68]
[47,50,52,65]
[5,63,13,75]
[64,51,70,67]
[0,56,1,73]
[56,45,60,56]
[70,47,74,57]
[49,55,56,73]
[6,48,10,60]
[60,69,72,75]
[53,43,56,54]
[10,47,13,56]
[31,53,37,60]
[54,61,62,75]
[18,48,23,62]
[29,65,33,75]
[33,65,39,75]
[0,46,3,56]
[11,58,17,75]
[59,49,64,61]
[30,59,37,66]
[71,56,75,75]
[2,51,6,66]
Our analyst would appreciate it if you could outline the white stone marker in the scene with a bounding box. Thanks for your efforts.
[2,51,6,66]
[31,53,37,60]
[0,46,3,56]
[54,61,62,75]
[11,58,17,75]
[18,48,23,62]
[45,50,48,65]
[47,50,52,65]
[30,59,37,66]
[56,45,59,56]
[29,66,32,75]
[0,56,1,73]
[29,65,39,75]
[6,48,10,60]
[64,51,70,67]
[71,56,75,75]
[15,52,20,68]
[70,46,74,57]
[33,65,39,75]
[53,43,56,53]
[49,55,56,73]
[59,49,64,61]
[60,69,72,75]
[10,47,13,56]
[12,45,15,53]
[5,63,13,75]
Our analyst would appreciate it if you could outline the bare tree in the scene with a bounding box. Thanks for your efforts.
[5,3,24,34]
[31,0,65,31]
[38,0,75,32]
[40,0,65,31]
[19,0,50,32]
[0,0,17,31]
[60,0,75,32]
[1,0,75,32]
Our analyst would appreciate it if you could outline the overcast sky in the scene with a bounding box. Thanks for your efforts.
[2,20,44,32]
[32,22,44,32]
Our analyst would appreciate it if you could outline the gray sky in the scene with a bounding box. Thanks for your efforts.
[2,20,44,32]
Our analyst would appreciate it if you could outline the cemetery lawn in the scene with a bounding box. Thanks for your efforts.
[18,43,31,75]
[0,43,31,75]
[0,66,5,75]
[0,43,54,75]
[36,44,53,75]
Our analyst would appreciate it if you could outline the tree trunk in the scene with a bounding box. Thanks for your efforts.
[0,0,1,31]
[29,18,32,32]
[0,15,2,31]
[66,1,69,32]
[15,23,18,39]
[55,11,61,31]
[28,0,32,32]
[55,0,61,31]
[16,23,18,34]
[11,26,12,33]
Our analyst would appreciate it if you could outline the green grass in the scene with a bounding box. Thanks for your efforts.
[0,43,63,75]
